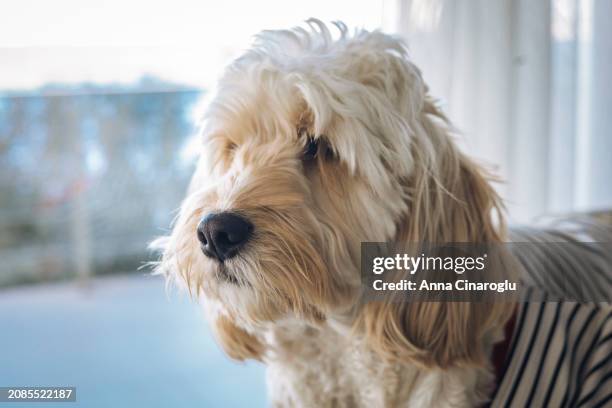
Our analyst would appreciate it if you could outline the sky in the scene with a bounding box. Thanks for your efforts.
[0,0,390,91]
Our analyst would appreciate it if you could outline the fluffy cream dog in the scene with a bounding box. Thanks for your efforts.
[153,20,514,407]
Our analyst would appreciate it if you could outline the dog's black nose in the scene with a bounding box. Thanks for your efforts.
[197,212,253,261]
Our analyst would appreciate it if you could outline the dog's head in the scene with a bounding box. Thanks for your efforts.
[153,20,511,367]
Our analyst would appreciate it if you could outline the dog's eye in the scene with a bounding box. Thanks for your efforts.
[303,137,319,161]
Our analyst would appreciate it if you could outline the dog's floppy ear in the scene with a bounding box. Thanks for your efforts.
[355,102,513,368]
[213,315,265,361]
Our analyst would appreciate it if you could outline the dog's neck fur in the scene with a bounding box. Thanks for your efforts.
[261,317,494,408]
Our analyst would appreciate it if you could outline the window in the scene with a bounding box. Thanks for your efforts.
[0,0,386,285]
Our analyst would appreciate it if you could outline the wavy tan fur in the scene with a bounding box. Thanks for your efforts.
[151,20,515,407]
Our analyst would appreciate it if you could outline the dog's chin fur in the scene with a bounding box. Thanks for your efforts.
[151,19,516,407]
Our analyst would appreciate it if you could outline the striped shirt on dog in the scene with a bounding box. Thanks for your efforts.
[490,217,612,407]
[490,301,611,407]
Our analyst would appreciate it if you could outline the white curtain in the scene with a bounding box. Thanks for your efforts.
[384,0,612,223]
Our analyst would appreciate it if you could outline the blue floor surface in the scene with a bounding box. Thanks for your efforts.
[0,274,267,407]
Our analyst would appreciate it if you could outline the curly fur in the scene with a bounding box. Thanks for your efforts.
[151,19,515,407]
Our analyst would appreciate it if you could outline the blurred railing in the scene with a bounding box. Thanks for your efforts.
[0,78,202,287]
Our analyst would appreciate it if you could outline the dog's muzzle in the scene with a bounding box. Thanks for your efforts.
[197,212,253,262]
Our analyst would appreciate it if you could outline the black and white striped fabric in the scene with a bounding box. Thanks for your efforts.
[490,215,612,407]
[491,300,611,407]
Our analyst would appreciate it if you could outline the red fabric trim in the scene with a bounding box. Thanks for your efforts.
[492,307,518,386]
